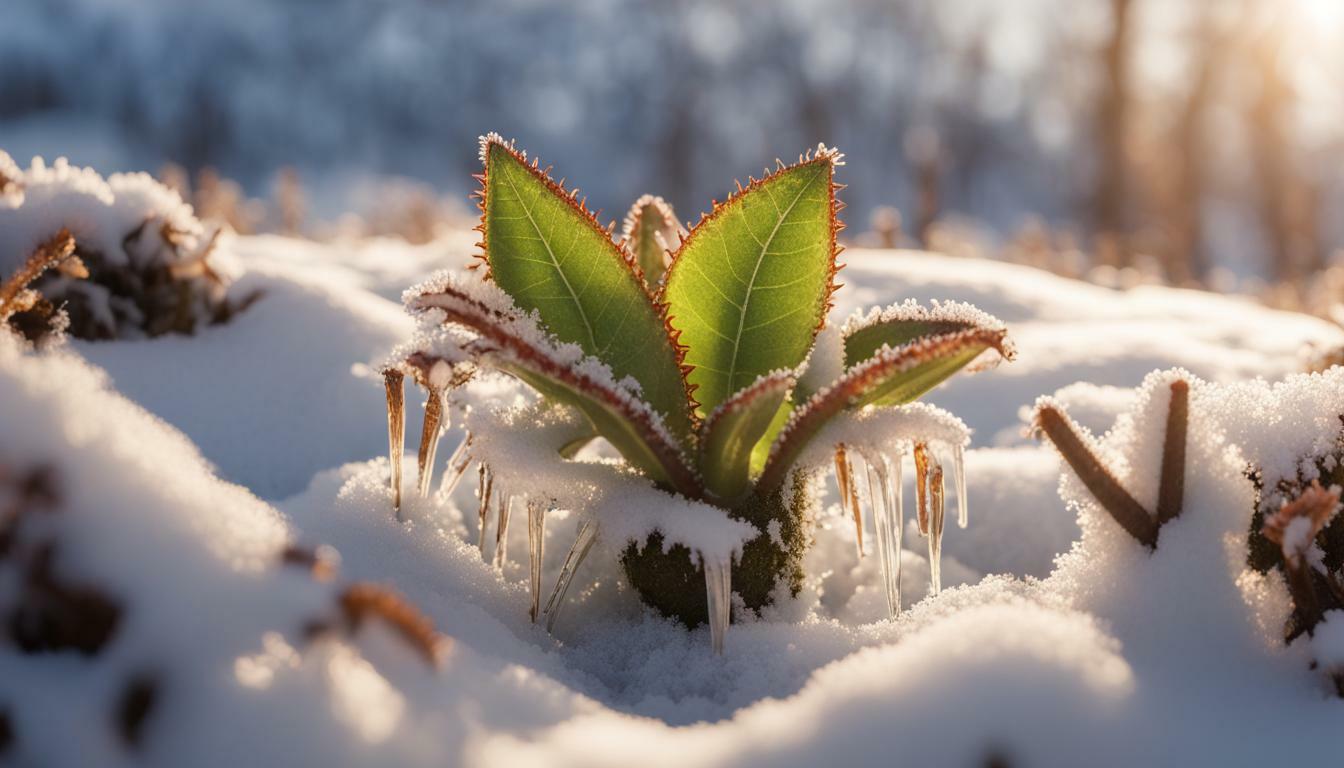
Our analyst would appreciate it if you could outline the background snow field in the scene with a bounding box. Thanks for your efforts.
[7,149,1344,768]
[4,161,1344,766]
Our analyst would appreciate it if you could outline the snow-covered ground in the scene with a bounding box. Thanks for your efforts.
[5,209,1344,765]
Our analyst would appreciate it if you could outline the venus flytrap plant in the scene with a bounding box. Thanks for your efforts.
[387,134,1012,645]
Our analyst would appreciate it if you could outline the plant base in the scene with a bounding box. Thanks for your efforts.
[621,471,815,628]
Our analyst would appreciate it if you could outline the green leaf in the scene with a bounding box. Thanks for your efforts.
[480,135,692,438]
[755,328,1006,494]
[412,281,701,497]
[848,327,1009,409]
[557,430,597,459]
[662,147,842,417]
[621,194,681,289]
[749,399,792,476]
[841,303,1011,407]
[697,370,794,501]
[844,319,982,368]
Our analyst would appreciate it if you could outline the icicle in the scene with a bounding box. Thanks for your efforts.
[703,556,731,655]
[527,500,546,623]
[953,443,968,529]
[928,462,946,595]
[416,386,446,497]
[476,464,494,555]
[862,448,903,619]
[544,519,599,634]
[383,369,405,514]
[437,432,474,497]
[493,487,514,568]
[834,444,864,557]
[913,443,931,535]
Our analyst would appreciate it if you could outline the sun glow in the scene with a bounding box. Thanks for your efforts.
[1290,0,1344,30]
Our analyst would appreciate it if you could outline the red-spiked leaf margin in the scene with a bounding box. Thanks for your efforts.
[410,281,702,498]
[472,133,702,422]
[659,144,847,340]
[755,327,1006,495]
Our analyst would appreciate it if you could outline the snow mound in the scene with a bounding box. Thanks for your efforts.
[0,334,458,766]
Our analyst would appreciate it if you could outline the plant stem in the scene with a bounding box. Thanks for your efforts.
[1156,380,1188,526]
[1285,560,1323,635]
[0,229,77,321]
[1035,404,1158,548]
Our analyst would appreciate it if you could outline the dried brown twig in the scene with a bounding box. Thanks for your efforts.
[1033,379,1190,549]
[0,229,83,323]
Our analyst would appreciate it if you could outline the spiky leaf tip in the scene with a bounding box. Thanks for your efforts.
[621,194,683,289]
[475,133,694,439]
[662,144,845,418]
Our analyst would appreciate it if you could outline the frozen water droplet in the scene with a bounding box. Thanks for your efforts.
[416,387,446,498]
[493,489,513,569]
[383,370,405,514]
[476,464,494,556]
[527,500,546,623]
[437,432,474,498]
[953,443,968,529]
[704,556,731,655]
[545,519,599,634]
[862,448,903,619]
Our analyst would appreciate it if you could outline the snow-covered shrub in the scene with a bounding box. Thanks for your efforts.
[385,135,1012,646]
[0,151,252,342]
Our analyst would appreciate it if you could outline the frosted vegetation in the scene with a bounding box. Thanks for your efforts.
[386,135,1013,646]
[3,142,1344,766]
[0,151,246,341]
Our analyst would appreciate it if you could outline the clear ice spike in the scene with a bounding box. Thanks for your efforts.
[476,464,494,555]
[928,462,946,596]
[863,449,903,619]
[544,520,599,634]
[953,443,968,529]
[383,369,405,515]
[438,432,474,498]
[416,386,446,497]
[493,489,513,569]
[527,500,546,623]
[704,557,732,655]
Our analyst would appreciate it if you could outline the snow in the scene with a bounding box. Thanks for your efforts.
[842,297,1009,337]
[6,212,1344,763]
[795,402,969,470]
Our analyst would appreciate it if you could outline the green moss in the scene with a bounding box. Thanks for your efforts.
[621,471,815,627]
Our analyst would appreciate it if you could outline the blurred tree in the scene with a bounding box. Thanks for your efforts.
[1094,0,1133,267]
[1248,23,1322,284]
